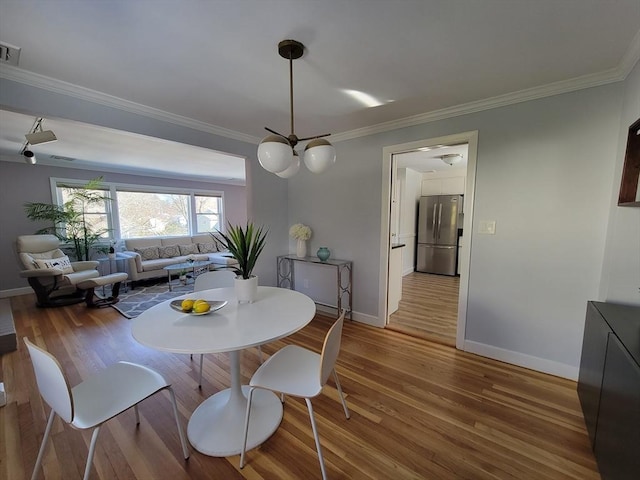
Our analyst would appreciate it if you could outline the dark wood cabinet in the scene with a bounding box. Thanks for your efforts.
[577,301,640,480]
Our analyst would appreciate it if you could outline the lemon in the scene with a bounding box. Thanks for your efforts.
[181,299,195,311]
[193,301,210,313]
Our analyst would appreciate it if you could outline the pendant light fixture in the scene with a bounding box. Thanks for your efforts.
[258,39,336,176]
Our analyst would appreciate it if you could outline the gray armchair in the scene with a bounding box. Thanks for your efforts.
[17,235,100,307]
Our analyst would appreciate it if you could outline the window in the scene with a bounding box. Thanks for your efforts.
[57,184,111,240]
[195,195,222,233]
[52,178,226,241]
[117,191,191,238]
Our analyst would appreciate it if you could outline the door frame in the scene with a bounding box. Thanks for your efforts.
[379,130,478,350]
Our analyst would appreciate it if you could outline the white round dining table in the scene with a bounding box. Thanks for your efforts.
[131,286,316,457]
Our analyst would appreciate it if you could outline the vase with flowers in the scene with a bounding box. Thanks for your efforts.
[289,223,312,258]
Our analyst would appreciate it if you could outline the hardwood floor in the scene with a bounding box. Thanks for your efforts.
[388,272,459,346]
[1,294,598,479]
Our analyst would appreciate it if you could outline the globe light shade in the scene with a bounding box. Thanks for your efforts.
[276,151,301,178]
[258,135,293,173]
[303,138,336,173]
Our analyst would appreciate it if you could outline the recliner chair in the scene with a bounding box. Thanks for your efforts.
[17,234,101,307]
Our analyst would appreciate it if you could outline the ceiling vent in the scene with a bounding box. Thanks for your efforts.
[0,42,21,66]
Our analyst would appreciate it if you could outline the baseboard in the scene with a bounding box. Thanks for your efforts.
[463,340,579,380]
[315,304,381,327]
[0,287,32,298]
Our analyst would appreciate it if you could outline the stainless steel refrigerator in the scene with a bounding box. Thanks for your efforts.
[417,195,462,275]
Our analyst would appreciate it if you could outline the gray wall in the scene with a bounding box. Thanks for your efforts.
[2,62,639,379]
[287,75,637,377]
[599,59,640,303]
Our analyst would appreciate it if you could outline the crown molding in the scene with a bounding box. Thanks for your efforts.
[0,65,260,145]
[331,64,632,143]
[2,29,639,146]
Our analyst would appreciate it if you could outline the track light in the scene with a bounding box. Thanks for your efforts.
[18,117,56,166]
[23,149,36,165]
[24,118,57,145]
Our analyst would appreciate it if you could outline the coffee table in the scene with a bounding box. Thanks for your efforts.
[130,286,316,457]
[163,260,213,291]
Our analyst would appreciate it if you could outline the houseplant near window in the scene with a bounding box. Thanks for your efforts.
[24,177,111,261]
[213,222,268,303]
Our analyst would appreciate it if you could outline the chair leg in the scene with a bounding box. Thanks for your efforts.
[134,404,140,425]
[83,426,101,480]
[305,398,328,480]
[167,386,190,459]
[257,345,263,363]
[31,409,55,480]
[239,387,256,468]
[333,369,350,419]
[198,354,204,389]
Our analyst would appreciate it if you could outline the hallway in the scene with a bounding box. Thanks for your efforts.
[388,272,459,346]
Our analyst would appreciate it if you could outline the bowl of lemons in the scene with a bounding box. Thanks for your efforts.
[170,298,227,315]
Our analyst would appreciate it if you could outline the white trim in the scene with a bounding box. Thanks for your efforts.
[464,340,579,381]
[0,287,32,298]
[314,304,379,327]
[331,66,631,143]
[50,177,227,239]
[0,65,260,145]
[2,37,638,147]
[381,131,478,349]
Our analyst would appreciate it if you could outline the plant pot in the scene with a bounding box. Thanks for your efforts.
[235,275,258,303]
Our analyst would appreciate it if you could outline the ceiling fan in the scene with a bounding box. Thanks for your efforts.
[257,39,336,178]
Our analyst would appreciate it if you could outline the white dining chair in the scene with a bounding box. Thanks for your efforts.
[24,337,190,480]
[192,270,262,388]
[240,311,350,480]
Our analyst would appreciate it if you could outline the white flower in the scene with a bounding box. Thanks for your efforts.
[289,223,312,240]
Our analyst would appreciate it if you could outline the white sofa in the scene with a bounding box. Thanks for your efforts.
[121,234,237,284]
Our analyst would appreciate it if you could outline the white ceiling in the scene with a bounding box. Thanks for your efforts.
[0,0,638,182]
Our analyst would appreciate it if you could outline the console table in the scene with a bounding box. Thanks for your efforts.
[277,255,352,319]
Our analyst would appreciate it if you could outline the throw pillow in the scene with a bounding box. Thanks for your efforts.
[158,245,180,258]
[198,242,217,253]
[134,246,160,261]
[179,244,199,255]
[33,255,74,274]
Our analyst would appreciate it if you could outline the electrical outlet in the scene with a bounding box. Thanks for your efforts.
[303,279,310,288]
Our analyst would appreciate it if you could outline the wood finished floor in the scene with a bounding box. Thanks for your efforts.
[388,272,459,346]
[1,293,599,479]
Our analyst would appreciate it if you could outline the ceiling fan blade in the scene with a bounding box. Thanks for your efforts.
[264,127,288,139]
[297,133,332,142]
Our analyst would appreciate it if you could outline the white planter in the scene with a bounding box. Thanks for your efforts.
[235,275,258,303]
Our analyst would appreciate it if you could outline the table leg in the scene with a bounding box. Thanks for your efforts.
[187,350,283,457]
[167,270,173,291]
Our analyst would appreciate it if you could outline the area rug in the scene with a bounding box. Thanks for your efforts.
[109,282,194,319]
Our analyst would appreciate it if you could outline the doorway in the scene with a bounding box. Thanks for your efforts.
[379,131,478,350]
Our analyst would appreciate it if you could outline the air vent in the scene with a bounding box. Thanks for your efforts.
[50,155,75,162]
[0,42,21,66]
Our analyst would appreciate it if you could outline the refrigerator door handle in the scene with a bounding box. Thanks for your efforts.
[432,203,437,241]
[437,203,443,240]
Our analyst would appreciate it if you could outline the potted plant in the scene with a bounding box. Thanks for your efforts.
[24,177,111,261]
[213,222,267,303]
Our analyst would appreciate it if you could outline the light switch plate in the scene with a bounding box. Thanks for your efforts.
[479,220,496,235]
